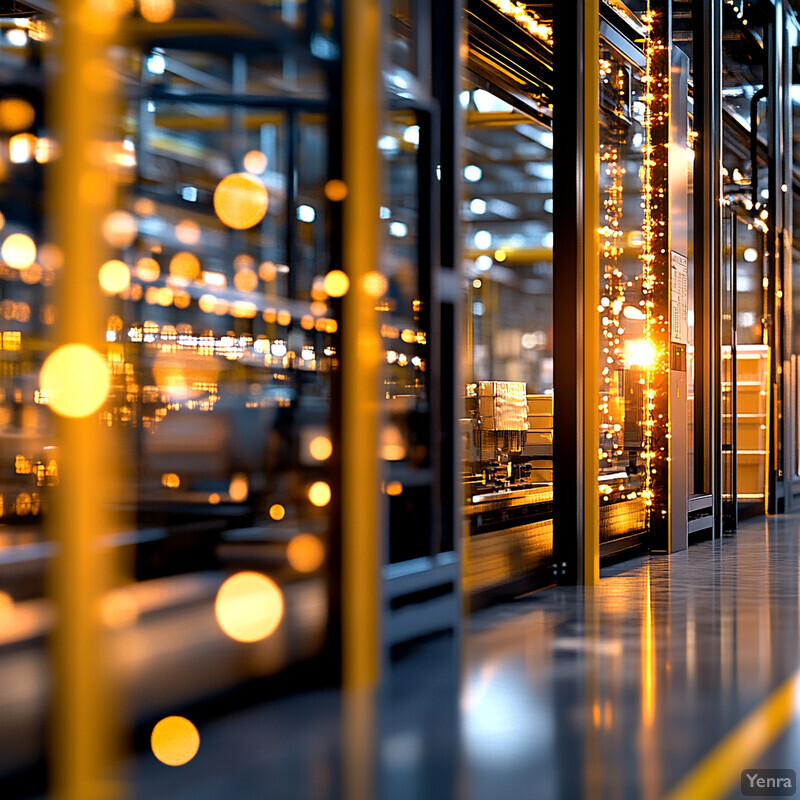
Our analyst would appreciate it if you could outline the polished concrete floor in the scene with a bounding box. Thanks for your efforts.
[127,512,800,800]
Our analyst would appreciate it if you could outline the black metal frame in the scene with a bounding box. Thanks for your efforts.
[693,0,723,534]
[552,0,596,584]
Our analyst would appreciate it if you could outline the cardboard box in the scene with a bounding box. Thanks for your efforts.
[527,394,553,416]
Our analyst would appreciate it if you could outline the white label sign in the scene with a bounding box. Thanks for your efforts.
[671,251,688,345]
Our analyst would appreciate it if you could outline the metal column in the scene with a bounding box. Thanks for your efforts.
[552,0,600,586]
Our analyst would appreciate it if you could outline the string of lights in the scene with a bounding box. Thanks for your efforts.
[640,2,670,528]
[598,58,628,468]
[485,0,553,45]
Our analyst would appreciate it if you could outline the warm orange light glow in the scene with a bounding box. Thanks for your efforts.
[229,473,249,502]
[259,261,277,281]
[34,137,57,164]
[98,259,131,294]
[214,572,284,642]
[233,269,258,292]
[276,310,291,326]
[0,98,34,132]
[243,150,267,175]
[324,179,348,201]
[362,271,388,298]
[0,591,14,616]
[170,251,200,280]
[381,425,407,461]
[386,481,403,496]
[161,473,180,489]
[231,301,257,318]
[208,493,220,505]
[140,0,175,22]
[308,481,331,507]
[213,173,269,230]
[233,253,255,270]
[38,243,63,270]
[174,290,191,309]
[102,210,137,247]
[40,344,111,418]
[269,504,285,521]
[198,294,216,313]
[623,338,657,368]
[153,350,220,401]
[9,133,36,164]
[100,589,139,629]
[2,233,36,270]
[151,716,200,766]
[157,287,173,306]
[287,534,325,573]
[309,435,332,461]
[134,197,156,217]
[323,269,349,297]
[175,220,201,246]
[136,256,160,282]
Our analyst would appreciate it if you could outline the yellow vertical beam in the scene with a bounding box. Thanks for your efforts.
[583,1,600,586]
[341,0,382,690]
[49,3,118,799]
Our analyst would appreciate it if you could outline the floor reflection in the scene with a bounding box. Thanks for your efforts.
[35,512,800,800]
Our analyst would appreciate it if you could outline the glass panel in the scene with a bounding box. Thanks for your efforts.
[0,14,339,777]
[380,107,435,564]
[596,44,648,545]
[460,83,554,599]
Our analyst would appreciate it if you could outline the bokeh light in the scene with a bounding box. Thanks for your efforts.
[98,259,131,294]
[259,261,277,281]
[233,268,258,292]
[2,233,36,270]
[40,344,111,418]
[323,269,349,297]
[287,534,325,573]
[170,251,201,280]
[308,481,331,507]
[136,256,160,282]
[309,435,332,461]
[140,0,175,22]
[381,425,407,461]
[102,210,137,248]
[175,220,201,246]
[324,179,348,201]
[386,481,404,496]
[9,133,36,164]
[362,271,388,298]
[228,473,248,502]
[214,572,284,643]
[151,716,200,767]
[243,150,267,175]
[269,504,286,521]
[0,98,34,132]
[161,473,180,489]
[213,173,269,230]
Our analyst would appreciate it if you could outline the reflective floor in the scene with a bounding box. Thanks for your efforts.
[123,512,800,800]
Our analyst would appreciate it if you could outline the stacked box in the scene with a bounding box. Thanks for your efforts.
[526,393,553,445]
[477,381,528,431]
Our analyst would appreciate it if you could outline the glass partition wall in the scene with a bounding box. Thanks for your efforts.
[596,41,649,552]
[461,0,555,605]
[461,83,555,604]
[721,1,772,516]
[0,3,343,783]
